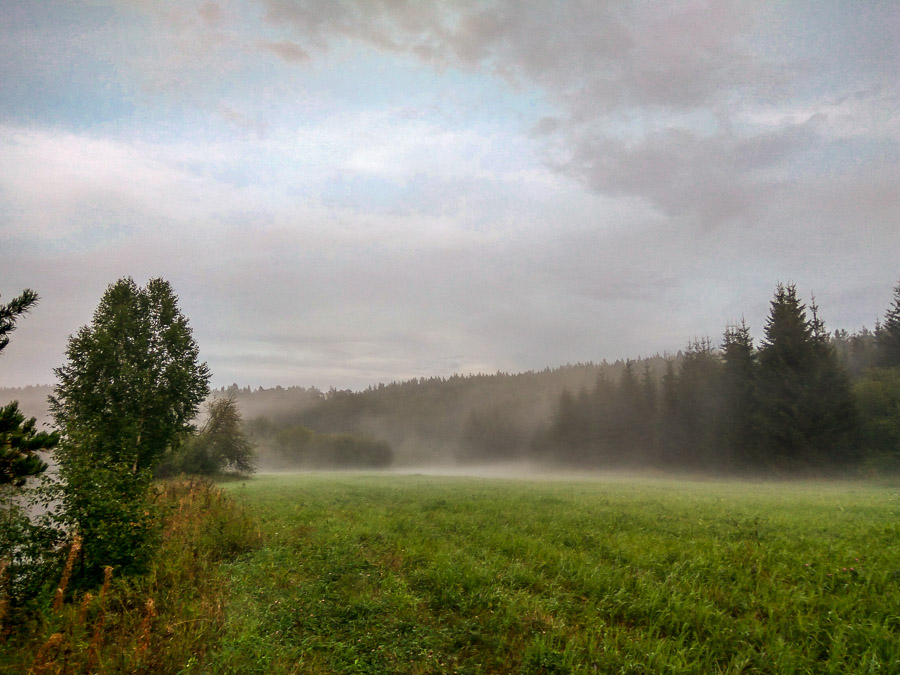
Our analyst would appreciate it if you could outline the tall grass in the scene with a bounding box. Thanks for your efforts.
[0,478,260,674]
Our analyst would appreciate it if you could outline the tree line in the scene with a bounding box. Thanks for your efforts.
[538,281,900,473]
[234,280,900,475]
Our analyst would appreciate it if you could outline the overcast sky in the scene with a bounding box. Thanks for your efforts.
[2,0,898,390]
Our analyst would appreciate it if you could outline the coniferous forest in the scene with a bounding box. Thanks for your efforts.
[215,279,900,476]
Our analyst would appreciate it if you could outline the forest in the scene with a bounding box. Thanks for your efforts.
[4,279,899,477]
[221,280,900,476]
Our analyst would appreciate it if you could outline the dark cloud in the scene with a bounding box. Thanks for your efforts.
[257,0,762,111]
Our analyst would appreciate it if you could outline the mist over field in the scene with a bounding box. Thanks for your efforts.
[2,3,898,671]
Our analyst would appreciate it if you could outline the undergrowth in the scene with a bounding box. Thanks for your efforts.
[0,478,260,674]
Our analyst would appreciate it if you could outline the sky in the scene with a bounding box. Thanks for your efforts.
[1,0,898,391]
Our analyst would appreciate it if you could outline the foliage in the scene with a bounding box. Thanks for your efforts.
[242,362,628,466]
[0,289,57,487]
[0,288,38,355]
[51,278,210,474]
[213,278,897,475]
[48,277,210,582]
[538,283,869,474]
[719,319,757,465]
[272,424,393,468]
[853,367,900,472]
[670,337,723,467]
[0,479,260,673]
[755,285,859,469]
[0,402,57,486]
[160,397,257,477]
[47,462,163,582]
[0,491,66,617]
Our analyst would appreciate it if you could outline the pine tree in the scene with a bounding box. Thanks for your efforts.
[0,288,38,355]
[637,362,659,462]
[675,337,723,468]
[756,284,858,470]
[0,403,57,486]
[658,358,681,465]
[720,319,757,466]
[611,361,642,464]
[0,289,58,486]
[877,277,900,368]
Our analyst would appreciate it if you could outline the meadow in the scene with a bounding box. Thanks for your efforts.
[207,473,899,673]
[3,473,898,674]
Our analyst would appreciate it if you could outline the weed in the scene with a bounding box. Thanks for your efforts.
[0,479,260,673]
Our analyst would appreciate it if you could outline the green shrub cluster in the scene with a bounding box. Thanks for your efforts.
[272,424,393,468]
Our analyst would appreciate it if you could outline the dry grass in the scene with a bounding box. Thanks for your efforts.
[0,479,259,674]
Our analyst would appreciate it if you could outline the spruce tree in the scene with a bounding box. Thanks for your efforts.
[0,289,58,486]
[658,358,680,465]
[675,337,722,468]
[756,284,858,470]
[0,288,38,355]
[877,278,900,368]
[720,319,757,467]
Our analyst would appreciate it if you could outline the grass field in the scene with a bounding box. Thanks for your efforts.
[198,473,900,673]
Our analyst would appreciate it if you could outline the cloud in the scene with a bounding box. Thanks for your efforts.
[256,39,311,63]
[252,0,897,226]
[256,1,766,109]
[1,1,897,392]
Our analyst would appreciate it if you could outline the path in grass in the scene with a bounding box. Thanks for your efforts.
[208,474,899,673]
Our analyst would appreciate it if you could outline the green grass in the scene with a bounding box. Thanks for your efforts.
[202,473,900,673]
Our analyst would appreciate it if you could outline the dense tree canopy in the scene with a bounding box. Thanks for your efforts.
[755,285,858,468]
[225,278,896,475]
[51,277,210,474]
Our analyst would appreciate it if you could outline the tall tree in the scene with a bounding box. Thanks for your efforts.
[176,396,257,477]
[657,358,680,465]
[674,337,722,468]
[756,284,858,470]
[720,319,757,466]
[51,278,210,474]
[49,277,210,578]
[877,277,900,368]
